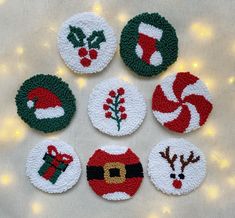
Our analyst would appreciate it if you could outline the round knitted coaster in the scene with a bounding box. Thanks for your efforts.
[152,72,213,133]
[58,12,116,74]
[15,74,76,133]
[87,145,143,201]
[120,12,178,77]
[148,138,206,195]
[26,139,81,193]
[88,78,146,136]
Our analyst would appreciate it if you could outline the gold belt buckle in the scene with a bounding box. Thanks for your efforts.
[104,162,126,184]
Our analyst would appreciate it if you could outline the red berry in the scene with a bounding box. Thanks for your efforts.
[89,49,98,60]
[106,98,113,104]
[119,106,125,112]
[117,87,125,95]
[103,104,110,110]
[78,47,88,57]
[109,90,116,97]
[80,58,91,67]
[119,98,125,103]
[105,112,112,118]
[121,113,127,120]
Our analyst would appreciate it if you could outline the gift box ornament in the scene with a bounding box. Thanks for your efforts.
[38,145,73,184]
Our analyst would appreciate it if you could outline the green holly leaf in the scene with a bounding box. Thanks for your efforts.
[67,25,86,48]
[87,30,106,49]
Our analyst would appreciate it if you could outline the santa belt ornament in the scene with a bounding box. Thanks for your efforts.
[38,145,73,184]
[87,162,143,184]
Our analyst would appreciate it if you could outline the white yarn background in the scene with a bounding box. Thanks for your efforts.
[152,72,212,133]
[88,78,147,136]
[58,12,117,74]
[148,138,206,195]
[26,139,81,193]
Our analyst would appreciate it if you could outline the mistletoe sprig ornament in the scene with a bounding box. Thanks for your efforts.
[58,12,117,74]
[67,26,106,67]
[103,87,127,131]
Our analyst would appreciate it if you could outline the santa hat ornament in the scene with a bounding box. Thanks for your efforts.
[15,74,76,133]
[26,139,81,193]
[58,12,117,74]
[88,78,147,136]
[120,12,178,77]
[86,145,144,201]
[148,138,206,195]
[152,72,213,133]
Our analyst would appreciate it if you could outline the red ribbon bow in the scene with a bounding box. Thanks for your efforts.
[47,145,73,164]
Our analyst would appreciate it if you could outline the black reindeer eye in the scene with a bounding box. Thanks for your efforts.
[178,173,185,180]
[170,173,176,179]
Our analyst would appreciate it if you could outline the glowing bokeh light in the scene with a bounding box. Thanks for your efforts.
[162,206,171,214]
[119,74,132,83]
[0,0,6,5]
[210,150,230,169]
[56,66,67,77]
[0,174,12,186]
[147,213,159,218]
[203,125,216,137]
[16,47,24,55]
[42,42,50,48]
[31,202,43,215]
[204,185,219,200]
[228,76,235,84]
[0,64,8,74]
[92,2,102,15]
[227,176,235,187]
[117,13,128,23]
[76,78,87,89]
[190,22,213,40]
[203,78,215,90]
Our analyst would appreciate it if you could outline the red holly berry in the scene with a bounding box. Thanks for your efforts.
[78,47,88,57]
[109,90,116,97]
[89,49,98,60]
[80,58,91,67]
[117,87,125,95]
[105,112,112,118]
[103,104,110,110]
[119,98,125,103]
[121,113,127,120]
[119,106,125,112]
[106,98,113,104]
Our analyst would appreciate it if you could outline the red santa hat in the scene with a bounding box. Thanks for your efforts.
[27,87,65,119]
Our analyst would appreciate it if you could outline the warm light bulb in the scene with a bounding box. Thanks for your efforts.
[203,125,216,137]
[210,150,230,170]
[0,174,12,186]
[204,78,215,90]
[92,2,102,15]
[147,213,159,218]
[31,202,43,214]
[228,76,235,84]
[204,185,219,200]
[162,206,171,214]
[0,64,8,74]
[227,176,235,187]
[76,78,87,89]
[42,42,50,48]
[190,22,213,40]
[16,47,24,55]
[56,66,66,76]
[119,75,132,83]
[117,13,128,23]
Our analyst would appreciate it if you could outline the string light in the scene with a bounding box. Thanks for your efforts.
[0,0,6,5]
[0,173,12,186]
[31,202,43,215]
[147,212,159,218]
[16,46,24,55]
[203,78,215,90]
[76,78,87,89]
[56,66,67,77]
[118,74,132,83]
[228,76,235,84]
[227,176,235,187]
[210,150,230,169]
[204,184,219,200]
[92,2,102,15]
[162,206,171,214]
[190,22,213,40]
[117,13,128,23]
[203,124,216,137]
[173,59,186,71]
[42,42,50,49]
[0,64,8,74]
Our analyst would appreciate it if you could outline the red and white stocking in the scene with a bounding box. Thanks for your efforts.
[135,22,163,66]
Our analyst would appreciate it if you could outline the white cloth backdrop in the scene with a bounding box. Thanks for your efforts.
[0,0,234,217]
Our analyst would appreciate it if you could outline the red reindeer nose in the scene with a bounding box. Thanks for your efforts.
[172,179,182,189]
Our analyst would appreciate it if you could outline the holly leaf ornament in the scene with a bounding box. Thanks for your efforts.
[67,25,86,48]
[87,30,106,49]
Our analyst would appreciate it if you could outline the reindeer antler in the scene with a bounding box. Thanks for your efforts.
[159,146,177,171]
[180,151,200,172]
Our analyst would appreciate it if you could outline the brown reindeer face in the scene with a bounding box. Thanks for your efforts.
[160,147,200,189]
[148,138,206,195]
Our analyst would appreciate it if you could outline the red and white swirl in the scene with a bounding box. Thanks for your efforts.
[152,72,213,133]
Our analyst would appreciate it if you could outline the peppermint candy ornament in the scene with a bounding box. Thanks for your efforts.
[120,12,178,77]
[148,138,206,195]
[88,78,146,136]
[87,145,144,201]
[152,72,213,133]
[26,139,81,193]
[58,12,116,74]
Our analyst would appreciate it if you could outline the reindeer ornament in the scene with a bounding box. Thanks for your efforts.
[148,138,206,195]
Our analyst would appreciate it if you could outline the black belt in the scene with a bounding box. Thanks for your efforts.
[87,162,143,180]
